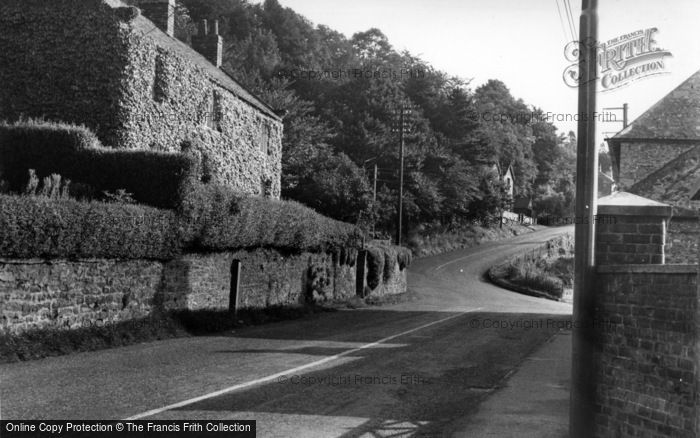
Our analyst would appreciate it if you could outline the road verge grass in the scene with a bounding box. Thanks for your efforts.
[488,235,574,301]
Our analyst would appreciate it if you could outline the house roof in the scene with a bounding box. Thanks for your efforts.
[503,163,515,180]
[611,68,700,141]
[106,0,282,122]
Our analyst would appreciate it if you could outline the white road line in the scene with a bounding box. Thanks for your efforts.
[124,308,483,420]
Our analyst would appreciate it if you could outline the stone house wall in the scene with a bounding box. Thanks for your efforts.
[0,0,283,198]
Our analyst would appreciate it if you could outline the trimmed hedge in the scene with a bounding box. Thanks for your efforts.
[366,246,385,290]
[182,192,363,253]
[365,243,413,291]
[0,120,198,209]
[0,187,364,259]
[0,195,180,260]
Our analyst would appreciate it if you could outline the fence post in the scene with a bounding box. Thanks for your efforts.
[356,250,367,297]
[230,259,241,318]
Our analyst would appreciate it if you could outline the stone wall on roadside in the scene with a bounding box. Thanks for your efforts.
[157,250,359,311]
[0,246,408,334]
[0,258,163,334]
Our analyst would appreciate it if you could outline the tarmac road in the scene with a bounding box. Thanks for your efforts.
[0,226,573,437]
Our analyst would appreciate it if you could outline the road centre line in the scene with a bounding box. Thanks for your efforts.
[124,308,483,420]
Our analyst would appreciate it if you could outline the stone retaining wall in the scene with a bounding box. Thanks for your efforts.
[0,247,407,334]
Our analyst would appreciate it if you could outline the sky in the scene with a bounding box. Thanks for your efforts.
[274,0,700,148]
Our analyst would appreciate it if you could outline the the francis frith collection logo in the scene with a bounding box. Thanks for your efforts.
[563,27,673,92]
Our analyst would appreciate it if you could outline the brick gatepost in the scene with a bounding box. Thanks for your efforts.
[595,191,673,265]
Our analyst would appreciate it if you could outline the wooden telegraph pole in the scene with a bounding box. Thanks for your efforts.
[392,105,412,246]
[571,0,599,437]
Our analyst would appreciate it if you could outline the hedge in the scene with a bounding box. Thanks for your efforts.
[0,120,198,209]
[365,244,413,291]
[0,195,180,260]
[182,191,364,253]
[0,187,364,259]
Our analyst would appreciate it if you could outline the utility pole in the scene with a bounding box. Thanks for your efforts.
[571,1,598,437]
[392,104,412,246]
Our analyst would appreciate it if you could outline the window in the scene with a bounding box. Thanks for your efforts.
[153,54,168,102]
[259,122,270,154]
[205,91,222,132]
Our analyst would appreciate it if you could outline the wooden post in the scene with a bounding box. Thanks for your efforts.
[230,260,241,318]
[570,0,599,437]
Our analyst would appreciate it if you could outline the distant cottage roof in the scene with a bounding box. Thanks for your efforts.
[105,0,281,121]
[611,69,700,141]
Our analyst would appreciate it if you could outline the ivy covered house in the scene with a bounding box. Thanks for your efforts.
[0,0,283,198]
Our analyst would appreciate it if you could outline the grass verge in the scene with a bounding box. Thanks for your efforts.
[488,237,574,301]
[408,222,540,258]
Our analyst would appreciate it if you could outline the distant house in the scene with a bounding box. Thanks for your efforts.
[490,162,515,201]
[0,0,283,198]
[606,68,700,262]
[502,164,515,200]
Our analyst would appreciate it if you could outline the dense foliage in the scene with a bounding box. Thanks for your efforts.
[179,0,577,228]
[0,120,199,209]
[0,195,181,260]
[0,184,363,259]
[178,184,362,252]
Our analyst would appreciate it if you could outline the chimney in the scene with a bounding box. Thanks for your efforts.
[192,19,223,68]
[137,0,175,37]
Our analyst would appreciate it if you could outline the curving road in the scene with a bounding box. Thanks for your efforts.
[0,226,573,437]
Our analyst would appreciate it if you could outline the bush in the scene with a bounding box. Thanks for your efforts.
[365,246,385,290]
[181,187,363,253]
[382,245,397,282]
[0,194,180,259]
[396,247,413,270]
[0,120,199,209]
[177,183,243,245]
[502,257,564,298]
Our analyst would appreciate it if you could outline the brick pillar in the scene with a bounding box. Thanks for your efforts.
[595,191,672,265]
[192,20,223,68]
[136,0,175,37]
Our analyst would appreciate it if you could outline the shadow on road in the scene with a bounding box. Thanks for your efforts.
[155,310,572,437]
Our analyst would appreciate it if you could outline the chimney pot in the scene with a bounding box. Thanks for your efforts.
[192,18,223,68]
[198,19,209,36]
[137,0,175,37]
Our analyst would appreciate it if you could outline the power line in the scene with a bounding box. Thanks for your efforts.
[555,0,571,43]
[564,0,578,41]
